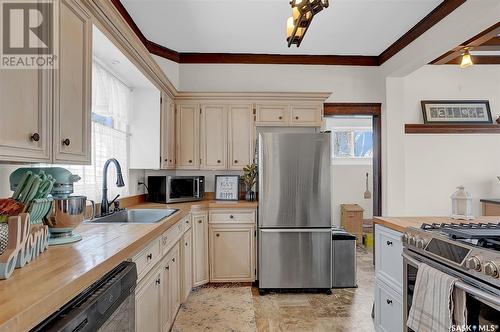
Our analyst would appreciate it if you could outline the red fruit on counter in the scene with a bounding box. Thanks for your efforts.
[0,198,25,218]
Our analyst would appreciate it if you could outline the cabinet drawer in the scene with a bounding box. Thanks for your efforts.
[161,222,182,254]
[209,210,256,224]
[255,104,289,126]
[375,225,403,292]
[375,279,403,332]
[290,105,321,126]
[133,238,161,279]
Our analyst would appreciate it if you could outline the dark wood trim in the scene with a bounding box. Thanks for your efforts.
[145,40,180,63]
[405,124,500,134]
[111,0,464,66]
[444,55,500,65]
[323,102,383,217]
[179,53,379,66]
[379,0,466,65]
[431,22,500,65]
[324,103,382,116]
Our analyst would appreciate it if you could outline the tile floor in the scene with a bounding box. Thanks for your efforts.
[172,246,375,332]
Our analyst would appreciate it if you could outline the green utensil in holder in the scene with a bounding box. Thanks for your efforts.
[27,198,53,224]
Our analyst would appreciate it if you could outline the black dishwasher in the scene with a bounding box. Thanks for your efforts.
[32,261,137,332]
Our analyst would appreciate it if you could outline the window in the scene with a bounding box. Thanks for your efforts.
[325,117,373,165]
[58,61,131,201]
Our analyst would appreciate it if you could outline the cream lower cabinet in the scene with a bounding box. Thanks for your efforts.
[209,224,255,282]
[181,227,193,302]
[374,224,404,332]
[0,0,92,164]
[161,242,181,332]
[208,209,256,282]
[192,211,209,286]
[136,266,162,332]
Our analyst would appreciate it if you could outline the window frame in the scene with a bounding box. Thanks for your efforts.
[331,126,373,165]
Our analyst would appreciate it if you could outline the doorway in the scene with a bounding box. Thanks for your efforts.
[323,103,382,221]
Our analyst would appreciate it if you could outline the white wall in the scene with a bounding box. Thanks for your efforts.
[153,55,180,90]
[179,64,384,102]
[385,65,500,217]
[129,87,161,170]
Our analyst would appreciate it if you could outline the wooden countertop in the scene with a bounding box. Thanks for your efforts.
[374,216,500,233]
[0,199,257,332]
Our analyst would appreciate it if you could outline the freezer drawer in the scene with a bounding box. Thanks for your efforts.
[258,229,331,289]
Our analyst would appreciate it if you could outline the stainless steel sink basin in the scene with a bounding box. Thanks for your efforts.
[88,208,178,224]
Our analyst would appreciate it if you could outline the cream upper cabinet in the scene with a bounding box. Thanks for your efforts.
[136,267,162,332]
[176,104,200,169]
[0,69,51,162]
[255,104,289,126]
[182,227,193,302]
[161,94,176,169]
[290,104,322,126]
[53,0,92,164]
[192,211,209,287]
[228,105,255,170]
[200,105,227,170]
[209,225,255,282]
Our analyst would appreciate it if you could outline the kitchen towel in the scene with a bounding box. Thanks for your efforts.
[407,263,459,332]
[453,287,467,327]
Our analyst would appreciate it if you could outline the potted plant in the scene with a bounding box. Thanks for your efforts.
[241,163,257,201]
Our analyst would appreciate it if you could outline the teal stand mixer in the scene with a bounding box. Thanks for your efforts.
[10,167,95,245]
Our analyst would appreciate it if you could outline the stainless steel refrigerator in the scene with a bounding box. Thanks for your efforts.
[258,132,332,292]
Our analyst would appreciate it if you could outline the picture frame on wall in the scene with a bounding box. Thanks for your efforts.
[421,100,493,124]
[215,175,240,201]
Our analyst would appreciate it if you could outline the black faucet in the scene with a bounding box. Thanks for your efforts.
[101,158,125,216]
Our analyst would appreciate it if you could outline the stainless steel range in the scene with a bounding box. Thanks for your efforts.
[402,222,500,332]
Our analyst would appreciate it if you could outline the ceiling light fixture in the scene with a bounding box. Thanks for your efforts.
[287,0,329,47]
[459,48,473,69]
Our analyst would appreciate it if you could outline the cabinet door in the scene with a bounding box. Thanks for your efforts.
[53,0,91,164]
[168,243,181,322]
[290,104,322,126]
[161,94,176,169]
[374,280,403,332]
[255,104,289,126]
[0,70,50,162]
[192,212,209,286]
[176,104,199,169]
[200,105,227,170]
[182,228,193,302]
[136,269,162,332]
[375,225,403,292]
[161,253,171,332]
[228,105,254,170]
[209,225,255,282]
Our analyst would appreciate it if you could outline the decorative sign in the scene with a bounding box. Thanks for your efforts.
[421,100,492,124]
[0,213,49,279]
[215,175,240,201]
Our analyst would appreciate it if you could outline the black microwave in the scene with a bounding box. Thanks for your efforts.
[147,176,205,203]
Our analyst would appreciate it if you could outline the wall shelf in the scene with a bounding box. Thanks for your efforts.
[405,124,500,134]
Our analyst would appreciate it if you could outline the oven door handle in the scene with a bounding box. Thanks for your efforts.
[402,253,500,309]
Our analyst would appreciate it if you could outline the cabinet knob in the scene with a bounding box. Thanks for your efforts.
[386,241,393,246]
[198,220,202,224]
[386,299,393,305]
[30,133,40,142]
[216,233,220,237]
[172,257,175,262]
[156,278,161,285]
[234,160,238,163]
[164,158,168,162]
[185,242,188,246]
[62,138,70,146]
[165,266,169,270]
[169,159,172,162]
[230,215,234,219]
[189,160,193,163]
[278,116,282,120]
[217,160,221,163]
[295,116,299,120]
[147,253,152,260]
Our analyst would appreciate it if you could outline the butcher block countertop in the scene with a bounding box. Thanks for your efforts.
[0,198,257,332]
[374,216,500,233]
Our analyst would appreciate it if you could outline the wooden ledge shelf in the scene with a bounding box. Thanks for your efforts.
[405,124,500,134]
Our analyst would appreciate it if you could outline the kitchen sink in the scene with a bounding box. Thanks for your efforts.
[87,208,178,224]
